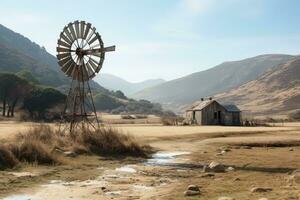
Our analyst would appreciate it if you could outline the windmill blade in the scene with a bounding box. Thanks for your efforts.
[63,27,74,42]
[60,32,72,45]
[80,21,85,38]
[74,20,80,38]
[61,59,73,72]
[87,59,98,72]
[88,33,99,45]
[58,39,71,48]
[86,27,96,44]
[58,56,72,67]
[83,23,91,39]
[56,52,71,60]
[85,61,96,73]
[85,62,95,77]
[68,23,77,40]
[57,47,72,53]
[66,63,76,76]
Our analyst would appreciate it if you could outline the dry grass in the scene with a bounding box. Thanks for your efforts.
[0,145,19,169]
[75,127,151,156]
[0,124,151,170]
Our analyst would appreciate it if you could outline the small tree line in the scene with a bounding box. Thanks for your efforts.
[0,72,65,120]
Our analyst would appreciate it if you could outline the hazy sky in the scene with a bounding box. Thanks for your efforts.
[0,0,300,82]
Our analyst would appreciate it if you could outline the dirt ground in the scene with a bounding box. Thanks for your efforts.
[1,120,300,200]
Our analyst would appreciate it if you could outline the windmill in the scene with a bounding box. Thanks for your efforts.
[56,21,115,132]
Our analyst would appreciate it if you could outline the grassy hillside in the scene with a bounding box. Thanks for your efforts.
[133,54,295,111]
[0,24,107,93]
[217,56,300,115]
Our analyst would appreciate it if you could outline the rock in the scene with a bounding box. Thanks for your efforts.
[218,197,235,200]
[289,148,294,151]
[250,187,272,193]
[184,185,201,196]
[201,173,215,178]
[226,166,235,172]
[208,161,226,172]
[216,153,224,156]
[187,185,200,191]
[184,190,200,196]
[234,177,241,181]
[64,151,78,158]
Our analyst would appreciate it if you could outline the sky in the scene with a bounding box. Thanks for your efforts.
[0,0,300,82]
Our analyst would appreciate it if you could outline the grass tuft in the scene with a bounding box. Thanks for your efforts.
[0,145,19,170]
[0,124,152,170]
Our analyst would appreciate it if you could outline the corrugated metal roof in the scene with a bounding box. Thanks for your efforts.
[222,104,241,112]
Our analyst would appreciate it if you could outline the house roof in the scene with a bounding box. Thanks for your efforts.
[222,104,241,112]
[186,100,241,112]
[186,100,215,111]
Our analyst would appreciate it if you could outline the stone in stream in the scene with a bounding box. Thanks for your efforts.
[218,197,235,200]
[184,185,201,196]
[250,187,272,193]
[207,161,226,172]
[226,166,235,172]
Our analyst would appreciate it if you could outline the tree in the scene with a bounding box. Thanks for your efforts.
[0,73,32,117]
[23,87,66,120]
[16,70,40,85]
[113,90,127,99]
[94,93,123,111]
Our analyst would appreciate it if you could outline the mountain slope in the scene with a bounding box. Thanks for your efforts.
[216,56,300,115]
[133,54,295,110]
[95,73,165,95]
[0,24,108,93]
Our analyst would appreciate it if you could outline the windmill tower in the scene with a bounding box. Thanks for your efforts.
[56,21,115,132]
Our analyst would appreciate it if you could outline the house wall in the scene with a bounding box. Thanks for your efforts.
[185,101,242,126]
[201,101,226,125]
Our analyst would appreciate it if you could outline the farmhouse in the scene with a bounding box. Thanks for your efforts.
[185,99,241,126]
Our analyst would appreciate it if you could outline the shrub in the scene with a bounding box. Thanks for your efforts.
[0,145,19,170]
[11,140,57,165]
[75,127,151,157]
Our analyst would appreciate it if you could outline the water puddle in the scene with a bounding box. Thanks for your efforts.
[2,195,36,200]
[115,165,137,173]
[145,151,191,166]
[105,191,122,196]
[132,185,154,190]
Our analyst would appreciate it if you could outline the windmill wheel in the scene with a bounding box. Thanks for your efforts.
[56,20,115,81]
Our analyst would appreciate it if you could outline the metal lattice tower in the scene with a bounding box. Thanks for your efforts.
[56,20,115,132]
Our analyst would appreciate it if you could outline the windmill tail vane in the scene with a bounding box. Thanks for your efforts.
[56,20,115,133]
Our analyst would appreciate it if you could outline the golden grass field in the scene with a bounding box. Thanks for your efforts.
[1,117,300,200]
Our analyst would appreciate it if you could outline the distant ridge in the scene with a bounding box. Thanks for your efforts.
[95,73,165,95]
[132,54,295,111]
[217,56,300,115]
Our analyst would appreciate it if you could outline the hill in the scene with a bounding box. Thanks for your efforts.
[216,56,300,116]
[95,73,165,95]
[0,24,107,93]
[133,54,295,111]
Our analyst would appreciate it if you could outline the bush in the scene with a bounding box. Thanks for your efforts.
[0,145,19,170]
[75,127,151,157]
[11,140,57,165]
